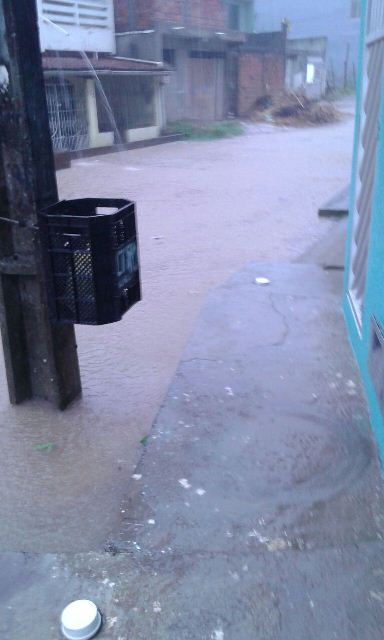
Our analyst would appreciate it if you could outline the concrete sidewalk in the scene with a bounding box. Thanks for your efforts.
[2,262,384,639]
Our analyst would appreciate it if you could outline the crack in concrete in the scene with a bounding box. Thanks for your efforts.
[181,357,222,365]
[269,294,291,347]
[104,531,384,562]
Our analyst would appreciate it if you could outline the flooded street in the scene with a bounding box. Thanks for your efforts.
[0,109,355,552]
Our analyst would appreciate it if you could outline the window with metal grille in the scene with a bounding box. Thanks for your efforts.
[45,77,89,151]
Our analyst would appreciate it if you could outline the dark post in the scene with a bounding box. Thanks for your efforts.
[0,0,81,408]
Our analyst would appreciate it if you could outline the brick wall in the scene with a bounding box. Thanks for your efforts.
[238,52,285,116]
[131,0,183,28]
[114,0,129,30]
[114,0,226,31]
[114,0,158,31]
[188,0,226,30]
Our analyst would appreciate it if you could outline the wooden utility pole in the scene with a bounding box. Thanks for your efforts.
[0,0,81,408]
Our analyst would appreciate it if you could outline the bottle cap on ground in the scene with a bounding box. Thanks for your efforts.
[61,599,102,640]
[254,277,271,285]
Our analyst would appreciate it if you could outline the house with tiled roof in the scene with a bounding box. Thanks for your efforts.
[36,0,168,152]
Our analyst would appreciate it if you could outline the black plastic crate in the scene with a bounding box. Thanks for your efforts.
[38,198,141,325]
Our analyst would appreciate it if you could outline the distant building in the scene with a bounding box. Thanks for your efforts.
[114,0,286,121]
[286,37,328,100]
[37,0,290,147]
[254,0,361,88]
[114,0,248,121]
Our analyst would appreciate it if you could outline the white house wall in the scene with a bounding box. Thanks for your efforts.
[36,0,116,53]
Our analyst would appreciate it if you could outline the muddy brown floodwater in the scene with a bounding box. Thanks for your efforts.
[0,103,355,552]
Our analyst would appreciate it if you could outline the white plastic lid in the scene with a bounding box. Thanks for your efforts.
[61,600,102,640]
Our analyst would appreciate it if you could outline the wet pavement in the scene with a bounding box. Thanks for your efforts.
[0,113,355,552]
[1,261,384,638]
[3,542,384,639]
[112,263,384,559]
[2,97,381,637]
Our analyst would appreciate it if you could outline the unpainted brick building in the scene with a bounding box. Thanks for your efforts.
[115,0,227,32]
[237,31,287,116]
[114,0,286,121]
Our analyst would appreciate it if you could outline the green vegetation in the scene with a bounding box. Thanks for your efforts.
[166,119,244,141]
[34,442,54,452]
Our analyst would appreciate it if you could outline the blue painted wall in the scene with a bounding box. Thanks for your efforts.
[254,0,361,85]
[344,0,384,463]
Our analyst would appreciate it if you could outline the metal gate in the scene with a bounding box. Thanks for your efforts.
[348,0,384,327]
[45,78,89,151]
